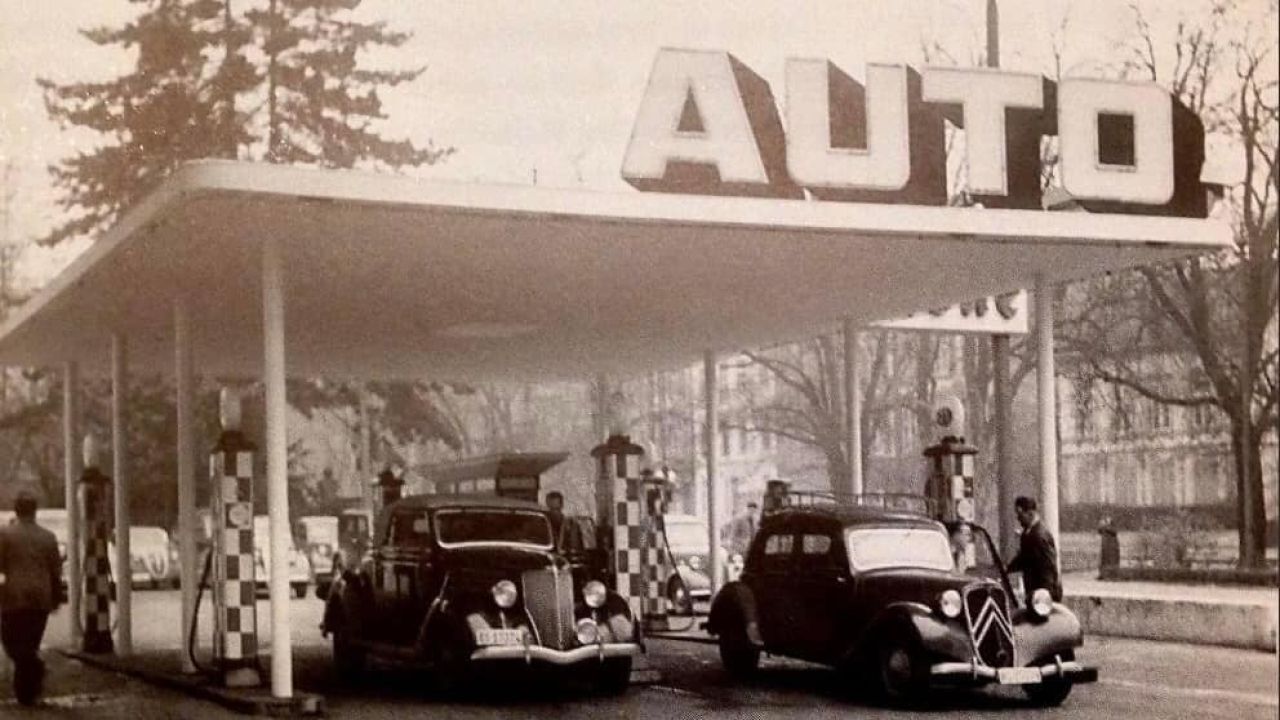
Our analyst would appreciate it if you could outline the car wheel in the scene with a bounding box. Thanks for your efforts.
[1023,651,1074,707]
[292,583,307,599]
[875,633,927,704]
[717,614,760,678]
[596,657,632,695]
[331,623,366,679]
[666,577,693,616]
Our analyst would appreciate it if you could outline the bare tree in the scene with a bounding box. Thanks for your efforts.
[1060,1,1278,566]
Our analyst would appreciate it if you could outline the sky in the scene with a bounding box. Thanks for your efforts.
[0,0,1269,288]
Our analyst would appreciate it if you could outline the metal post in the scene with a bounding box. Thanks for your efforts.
[843,318,863,496]
[1035,274,1060,545]
[704,351,721,594]
[111,334,132,655]
[993,334,1014,556]
[62,361,82,646]
[175,299,198,673]
[262,234,293,698]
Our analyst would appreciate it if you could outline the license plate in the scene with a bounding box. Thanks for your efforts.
[997,667,1043,685]
[474,628,524,646]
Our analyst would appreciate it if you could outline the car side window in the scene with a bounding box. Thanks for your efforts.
[798,533,840,575]
[389,512,432,548]
[760,532,795,573]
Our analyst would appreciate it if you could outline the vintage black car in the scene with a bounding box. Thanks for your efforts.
[707,503,1097,706]
[321,494,640,692]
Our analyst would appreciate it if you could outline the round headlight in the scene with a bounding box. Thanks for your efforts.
[491,579,518,609]
[575,618,600,644]
[687,555,703,571]
[583,580,607,609]
[1031,588,1053,617]
[939,589,963,619]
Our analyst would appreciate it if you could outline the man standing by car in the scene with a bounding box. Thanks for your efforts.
[1008,496,1063,603]
[544,491,582,551]
[0,492,63,706]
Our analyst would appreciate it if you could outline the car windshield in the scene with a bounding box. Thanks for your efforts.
[845,526,954,572]
[435,509,553,549]
[664,520,708,549]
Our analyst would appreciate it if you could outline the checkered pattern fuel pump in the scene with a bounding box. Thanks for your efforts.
[642,472,670,631]
[210,430,261,688]
[590,434,646,620]
[80,464,114,654]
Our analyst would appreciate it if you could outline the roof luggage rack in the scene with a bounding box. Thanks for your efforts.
[770,490,936,517]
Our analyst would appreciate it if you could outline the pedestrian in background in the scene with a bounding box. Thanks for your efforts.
[0,491,63,706]
[1008,496,1063,604]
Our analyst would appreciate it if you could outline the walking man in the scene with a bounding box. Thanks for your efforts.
[1008,495,1063,604]
[0,492,63,706]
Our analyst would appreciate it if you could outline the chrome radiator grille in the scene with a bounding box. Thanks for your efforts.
[521,566,575,650]
[962,584,1015,667]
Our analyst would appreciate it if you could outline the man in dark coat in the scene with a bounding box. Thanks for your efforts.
[0,492,63,706]
[1008,496,1063,603]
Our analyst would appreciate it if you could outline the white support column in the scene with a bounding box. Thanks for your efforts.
[111,334,131,656]
[262,234,293,698]
[704,351,721,595]
[62,361,83,646]
[1035,274,1060,546]
[843,318,863,496]
[174,300,198,673]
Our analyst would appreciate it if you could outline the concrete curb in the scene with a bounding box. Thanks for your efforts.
[58,650,325,717]
[1063,593,1278,652]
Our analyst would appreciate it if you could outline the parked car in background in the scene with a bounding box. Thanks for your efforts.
[253,515,312,599]
[300,515,340,596]
[708,501,1097,706]
[108,526,179,589]
[661,514,713,615]
[322,494,640,692]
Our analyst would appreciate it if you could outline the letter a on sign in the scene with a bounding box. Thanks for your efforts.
[623,49,794,197]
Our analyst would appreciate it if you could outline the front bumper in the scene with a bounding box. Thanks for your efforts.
[470,642,639,666]
[930,658,1099,686]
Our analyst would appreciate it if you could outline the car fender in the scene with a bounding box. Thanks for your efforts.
[847,601,964,664]
[707,582,763,645]
[1014,603,1084,663]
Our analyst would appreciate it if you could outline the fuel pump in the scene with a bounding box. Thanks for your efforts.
[208,390,261,688]
[80,435,114,655]
[640,468,670,632]
[922,396,979,571]
[589,433,645,617]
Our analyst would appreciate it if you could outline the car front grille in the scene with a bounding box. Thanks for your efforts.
[962,584,1015,667]
[521,566,575,650]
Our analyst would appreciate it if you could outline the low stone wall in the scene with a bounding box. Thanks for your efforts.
[1064,593,1278,652]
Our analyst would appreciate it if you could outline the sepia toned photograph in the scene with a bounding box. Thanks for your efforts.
[0,1,1276,717]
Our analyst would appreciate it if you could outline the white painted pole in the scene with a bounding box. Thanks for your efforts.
[62,361,82,646]
[174,300,198,673]
[111,333,132,656]
[262,234,293,698]
[1035,274,1060,545]
[843,319,863,496]
[704,351,721,594]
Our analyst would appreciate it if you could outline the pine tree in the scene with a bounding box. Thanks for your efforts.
[38,0,450,247]
[38,0,254,247]
[249,0,451,169]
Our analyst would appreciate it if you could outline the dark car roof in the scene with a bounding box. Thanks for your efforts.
[764,505,945,531]
[387,493,548,513]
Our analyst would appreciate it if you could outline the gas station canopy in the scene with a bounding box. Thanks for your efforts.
[0,160,1230,380]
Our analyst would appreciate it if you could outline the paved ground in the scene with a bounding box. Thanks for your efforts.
[4,588,1274,718]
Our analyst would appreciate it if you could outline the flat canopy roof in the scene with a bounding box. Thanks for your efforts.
[423,452,571,485]
[0,160,1230,380]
